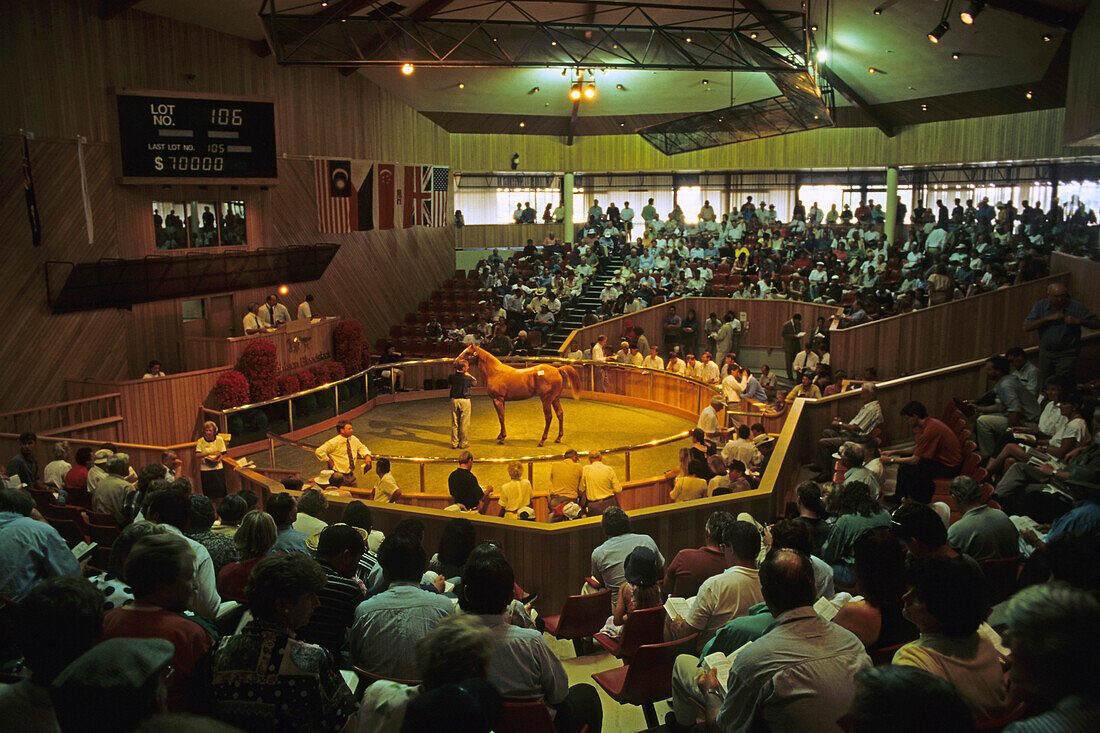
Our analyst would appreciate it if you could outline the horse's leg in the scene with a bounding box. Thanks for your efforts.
[538,398,552,447]
[552,397,564,443]
[493,397,507,443]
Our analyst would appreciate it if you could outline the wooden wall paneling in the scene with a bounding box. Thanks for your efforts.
[1062,0,1100,147]
[1051,252,1100,316]
[828,275,1068,380]
[455,223,568,250]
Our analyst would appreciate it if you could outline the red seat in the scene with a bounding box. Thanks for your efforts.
[28,488,55,513]
[542,589,612,656]
[65,486,93,509]
[87,521,121,548]
[497,698,557,733]
[47,518,86,547]
[980,555,1023,606]
[594,605,666,662]
[868,640,907,666]
[591,635,698,729]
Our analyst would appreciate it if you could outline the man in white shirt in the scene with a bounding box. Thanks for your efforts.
[666,519,762,651]
[620,202,635,233]
[258,294,291,328]
[297,294,315,320]
[698,396,725,445]
[721,368,747,404]
[145,490,221,620]
[242,302,263,335]
[591,335,609,361]
[580,452,623,516]
[315,421,372,487]
[642,347,665,370]
[667,352,686,375]
[792,344,820,376]
[373,458,401,503]
[814,383,883,476]
[722,425,762,469]
[698,353,720,384]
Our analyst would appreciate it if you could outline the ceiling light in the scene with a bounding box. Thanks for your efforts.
[810,24,818,31]
[530,86,540,93]
[616,83,625,90]
[749,32,758,39]
[619,121,625,127]
[320,1,327,6]
[279,285,289,295]
[921,104,928,111]
[583,83,596,99]
[569,83,582,100]
[927,21,949,43]
[960,1,984,24]
[952,52,960,60]
[701,79,709,85]
[1025,90,1033,99]
[458,83,465,89]
[686,37,692,43]
[873,6,883,15]
[401,63,414,75]
[1042,34,1052,42]
[816,48,828,63]
[551,41,557,46]
[519,122,525,127]
[868,67,879,74]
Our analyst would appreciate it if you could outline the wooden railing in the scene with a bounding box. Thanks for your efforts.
[557,297,843,357]
[0,433,202,486]
[0,394,122,441]
[1051,252,1100,316]
[827,274,1069,380]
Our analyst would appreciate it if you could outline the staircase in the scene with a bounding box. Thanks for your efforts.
[542,251,624,354]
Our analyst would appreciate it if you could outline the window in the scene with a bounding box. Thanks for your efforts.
[152,199,246,250]
[181,298,206,322]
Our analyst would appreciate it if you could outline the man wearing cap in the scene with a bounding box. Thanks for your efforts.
[315,421,371,487]
[698,395,725,446]
[93,453,134,525]
[946,476,1019,562]
[87,447,112,492]
[449,359,477,449]
[298,524,366,655]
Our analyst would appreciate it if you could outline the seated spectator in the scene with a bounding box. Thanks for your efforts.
[844,665,976,733]
[893,557,1009,724]
[297,524,366,655]
[971,355,1040,458]
[350,532,453,680]
[429,517,476,581]
[839,442,881,499]
[208,554,357,731]
[292,489,329,536]
[670,448,709,503]
[822,481,891,587]
[51,637,174,732]
[605,545,664,638]
[93,452,133,525]
[768,519,834,600]
[101,534,215,711]
[705,455,731,496]
[357,614,499,733]
[881,401,961,501]
[6,432,44,490]
[1000,583,1100,732]
[791,481,831,556]
[42,441,71,491]
[0,577,103,731]
[590,507,665,607]
[946,476,1020,562]
[144,489,221,620]
[373,458,401,503]
[342,500,380,582]
[62,447,94,503]
[0,487,81,601]
[832,528,918,651]
[548,449,583,520]
[185,494,239,573]
[217,510,277,602]
[721,425,761,471]
[892,502,973,563]
[461,551,602,733]
[496,461,533,519]
[663,511,733,598]
[89,521,166,611]
[211,493,247,537]
[266,492,309,554]
[691,549,871,732]
[985,392,1090,480]
[667,520,762,651]
[718,460,752,497]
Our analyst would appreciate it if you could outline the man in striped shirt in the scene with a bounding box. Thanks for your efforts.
[297,525,366,656]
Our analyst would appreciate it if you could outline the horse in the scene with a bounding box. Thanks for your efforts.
[458,344,582,446]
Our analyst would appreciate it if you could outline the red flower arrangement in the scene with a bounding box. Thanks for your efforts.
[324,362,345,382]
[334,319,368,375]
[213,370,250,409]
[295,370,317,390]
[309,363,329,385]
[237,340,279,403]
[276,373,300,396]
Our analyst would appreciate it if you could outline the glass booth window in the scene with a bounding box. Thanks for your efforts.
[152,200,247,250]
[220,201,247,246]
[153,202,188,249]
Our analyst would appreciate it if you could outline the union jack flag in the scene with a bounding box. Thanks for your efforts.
[403,165,449,228]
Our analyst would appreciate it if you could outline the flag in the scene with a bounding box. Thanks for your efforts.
[315,159,351,233]
[22,134,41,247]
[376,163,396,230]
[430,166,450,227]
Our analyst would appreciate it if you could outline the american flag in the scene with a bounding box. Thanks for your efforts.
[430,166,449,227]
[315,159,351,233]
[404,165,449,228]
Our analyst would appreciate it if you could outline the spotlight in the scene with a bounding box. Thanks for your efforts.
[1025,90,1033,99]
[927,21,949,43]
[458,83,465,89]
[583,83,596,99]
[615,83,625,90]
[868,67,878,74]
[279,285,289,295]
[401,63,414,75]
[960,1,984,24]
[952,52,960,60]
[749,32,758,39]
[816,48,828,63]
[810,24,818,31]
[873,6,883,15]
[519,122,525,127]
[1042,34,1052,42]
[569,82,582,100]
[686,37,692,43]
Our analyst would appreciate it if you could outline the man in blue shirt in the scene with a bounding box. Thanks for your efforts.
[1024,282,1100,385]
[974,355,1041,457]
[0,488,81,602]
[449,359,477,449]
[6,432,44,490]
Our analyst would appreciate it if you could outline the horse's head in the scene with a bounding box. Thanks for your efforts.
[459,344,478,362]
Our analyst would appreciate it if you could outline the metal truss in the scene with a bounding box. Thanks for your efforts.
[259,0,809,72]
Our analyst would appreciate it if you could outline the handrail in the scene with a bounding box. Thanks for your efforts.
[0,392,121,419]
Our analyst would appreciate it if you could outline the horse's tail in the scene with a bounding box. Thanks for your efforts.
[559,365,582,399]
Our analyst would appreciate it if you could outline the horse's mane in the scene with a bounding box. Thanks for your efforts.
[470,344,510,373]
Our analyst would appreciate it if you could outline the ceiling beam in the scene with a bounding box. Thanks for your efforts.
[821,68,896,137]
[567,98,581,146]
[985,0,1080,30]
[736,0,804,57]
[338,0,457,75]
[98,0,140,21]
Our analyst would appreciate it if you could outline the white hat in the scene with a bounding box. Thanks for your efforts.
[312,469,334,486]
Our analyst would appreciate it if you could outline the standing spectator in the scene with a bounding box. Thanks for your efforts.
[448,451,491,511]
[1023,282,1100,385]
[0,487,81,601]
[781,314,804,379]
[349,532,453,680]
[315,421,372,488]
[209,554,358,731]
[101,534,215,711]
[195,421,227,500]
[549,449,583,520]
[450,358,477,449]
[298,524,366,655]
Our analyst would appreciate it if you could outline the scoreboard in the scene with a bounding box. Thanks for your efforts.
[115,90,277,184]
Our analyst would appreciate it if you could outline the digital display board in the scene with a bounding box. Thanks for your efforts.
[115,90,277,184]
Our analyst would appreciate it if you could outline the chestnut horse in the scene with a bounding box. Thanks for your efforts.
[458,344,582,446]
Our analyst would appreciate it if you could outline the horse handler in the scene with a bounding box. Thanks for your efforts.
[450,359,477,449]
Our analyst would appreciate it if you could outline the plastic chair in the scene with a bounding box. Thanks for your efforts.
[980,555,1023,606]
[594,605,667,663]
[497,698,557,733]
[542,588,612,656]
[85,509,117,527]
[87,521,122,548]
[591,634,698,729]
[47,518,86,547]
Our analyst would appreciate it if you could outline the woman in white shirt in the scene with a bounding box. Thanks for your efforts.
[985,392,1089,479]
[195,420,228,499]
[496,461,533,520]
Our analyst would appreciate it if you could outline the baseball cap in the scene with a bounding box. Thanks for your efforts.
[94,448,113,465]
